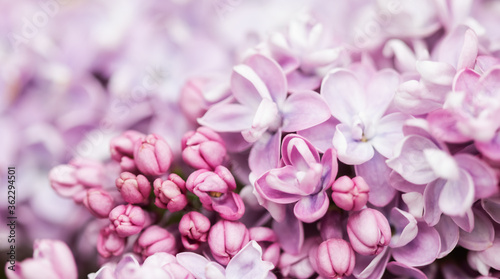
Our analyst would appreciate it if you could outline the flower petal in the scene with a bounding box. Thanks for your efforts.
[364,69,400,121]
[427,109,471,143]
[423,179,445,226]
[297,117,338,153]
[355,151,396,207]
[321,69,364,125]
[454,154,499,199]
[226,241,274,279]
[391,222,441,267]
[389,208,418,248]
[386,262,427,279]
[416,60,455,85]
[272,206,304,254]
[198,103,254,132]
[438,169,475,216]
[254,166,305,204]
[458,208,495,251]
[293,192,329,223]
[477,236,500,272]
[249,131,281,177]
[232,54,287,106]
[371,112,411,158]
[386,135,439,185]
[434,215,459,258]
[423,148,460,180]
[352,247,391,279]
[281,91,331,132]
[281,134,320,170]
[482,198,500,224]
[177,252,211,279]
[476,131,500,161]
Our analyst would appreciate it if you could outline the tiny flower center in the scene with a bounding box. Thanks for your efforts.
[209,191,223,198]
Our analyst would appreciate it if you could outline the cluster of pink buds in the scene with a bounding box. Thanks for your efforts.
[46,128,252,266]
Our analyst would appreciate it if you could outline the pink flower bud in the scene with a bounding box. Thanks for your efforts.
[331,176,369,211]
[134,225,177,260]
[178,211,211,250]
[119,156,138,173]
[83,189,114,218]
[5,239,78,279]
[186,166,244,220]
[110,130,145,161]
[116,172,151,204]
[347,208,391,255]
[49,158,104,203]
[134,134,173,176]
[208,220,250,265]
[179,75,230,123]
[153,174,188,212]
[310,239,355,279]
[109,204,148,237]
[97,225,127,258]
[181,127,227,170]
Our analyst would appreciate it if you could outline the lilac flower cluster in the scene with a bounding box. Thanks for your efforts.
[4,0,500,279]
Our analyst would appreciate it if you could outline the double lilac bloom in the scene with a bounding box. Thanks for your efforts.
[300,62,410,207]
[428,66,500,160]
[255,134,336,223]
[387,124,498,223]
[199,53,330,175]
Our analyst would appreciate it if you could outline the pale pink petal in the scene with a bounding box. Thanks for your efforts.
[453,68,480,92]
[458,209,495,251]
[389,208,418,248]
[391,222,441,267]
[352,247,391,279]
[198,103,254,132]
[226,241,274,279]
[386,262,427,279]
[371,112,411,158]
[281,91,331,132]
[438,170,475,216]
[481,198,500,224]
[416,60,456,85]
[281,134,320,170]
[272,206,304,254]
[321,69,365,125]
[293,192,329,223]
[454,154,498,199]
[364,69,400,121]
[386,135,439,185]
[476,131,500,161]
[249,131,281,177]
[423,179,445,226]
[254,166,305,204]
[427,109,471,143]
[434,215,459,258]
[355,151,396,207]
[233,54,287,106]
[297,117,338,153]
